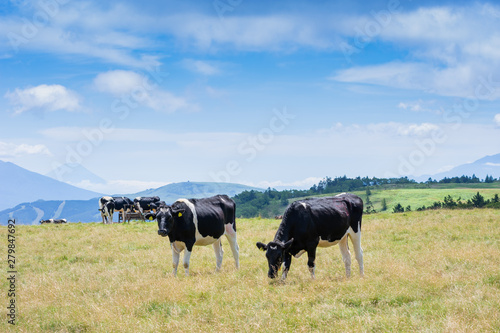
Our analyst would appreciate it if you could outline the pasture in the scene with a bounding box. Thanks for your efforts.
[2,209,499,332]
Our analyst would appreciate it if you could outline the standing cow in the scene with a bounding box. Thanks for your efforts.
[134,196,161,214]
[112,196,135,223]
[256,193,364,280]
[150,195,239,276]
[98,196,115,224]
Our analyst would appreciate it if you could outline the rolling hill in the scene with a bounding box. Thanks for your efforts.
[129,181,263,204]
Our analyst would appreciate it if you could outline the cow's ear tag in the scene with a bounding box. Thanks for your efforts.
[178,212,183,217]
[149,216,153,221]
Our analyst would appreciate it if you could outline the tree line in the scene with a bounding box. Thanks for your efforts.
[232,175,500,218]
[393,192,500,213]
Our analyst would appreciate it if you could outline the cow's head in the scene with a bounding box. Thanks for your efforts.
[149,205,174,237]
[256,239,294,279]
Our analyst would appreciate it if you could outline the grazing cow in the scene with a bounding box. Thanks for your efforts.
[98,196,115,224]
[40,219,67,224]
[256,193,364,280]
[150,194,239,276]
[134,196,161,214]
[275,215,283,220]
[112,196,135,223]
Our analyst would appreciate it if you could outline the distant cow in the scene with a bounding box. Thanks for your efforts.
[98,196,115,224]
[40,218,67,224]
[256,193,364,280]
[134,196,161,214]
[275,215,283,219]
[112,196,135,223]
[150,194,239,276]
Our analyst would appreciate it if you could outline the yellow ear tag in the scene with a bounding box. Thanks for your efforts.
[149,216,153,221]
[178,212,183,217]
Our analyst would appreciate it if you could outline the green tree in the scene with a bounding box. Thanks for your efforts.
[443,195,457,209]
[381,198,387,211]
[493,194,499,203]
[471,192,485,208]
[393,203,404,213]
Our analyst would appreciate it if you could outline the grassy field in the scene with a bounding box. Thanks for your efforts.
[348,188,499,212]
[2,209,500,332]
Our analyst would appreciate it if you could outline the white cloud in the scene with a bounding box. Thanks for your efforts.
[94,70,144,95]
[334,4,500,99]
[0,142,52,157]
[0,2,159,68]
[332,61,497,99]
[94,70,196,113]
[397,100,441,114]
[326,122,441,138]
[182,59,221,75]
[495,114,500,126]
[5,84,81,114]
[164,14,342,51]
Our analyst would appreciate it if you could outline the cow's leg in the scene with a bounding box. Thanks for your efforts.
[224,223,240,269]
[282,253,292,281]
[183,250,192,276]
[307,246,317,279]
[212,239,224,271]
[339,235,352,278]
[104,210,109,224]
[349,230,364,277]
[171,246,180,276]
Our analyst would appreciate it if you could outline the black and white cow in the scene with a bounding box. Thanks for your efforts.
[134,196,161,214]
[40,218,67,224]
[112,196,135,223]
[150,194,239,276]
[98,196,115,224]
[256,193,364,280]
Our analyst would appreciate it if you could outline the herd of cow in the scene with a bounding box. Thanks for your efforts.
[95,193,365,280]
[98,196,165,224]
[43,193,365,280]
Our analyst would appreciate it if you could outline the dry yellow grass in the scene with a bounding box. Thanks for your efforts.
[1,209,499,332]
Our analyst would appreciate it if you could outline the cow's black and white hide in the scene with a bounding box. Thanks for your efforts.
[98,196,115,224]
[151,194,239,276]
[256,193,364,280]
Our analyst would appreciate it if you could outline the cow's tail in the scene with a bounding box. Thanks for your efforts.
[227,198,237,233]
[223,197,239,269]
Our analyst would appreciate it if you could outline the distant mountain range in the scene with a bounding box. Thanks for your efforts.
[413,153,500,182]
[0,181,263,225]
[0,160,102,211]
[45,163,107,186]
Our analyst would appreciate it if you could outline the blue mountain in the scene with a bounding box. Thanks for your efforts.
[414,153,500,182]
[0,160,102,211]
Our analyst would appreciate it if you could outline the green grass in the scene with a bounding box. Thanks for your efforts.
[293,188,500,212]
[2,210,500,332]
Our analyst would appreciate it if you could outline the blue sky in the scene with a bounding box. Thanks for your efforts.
[1,0,500,193]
